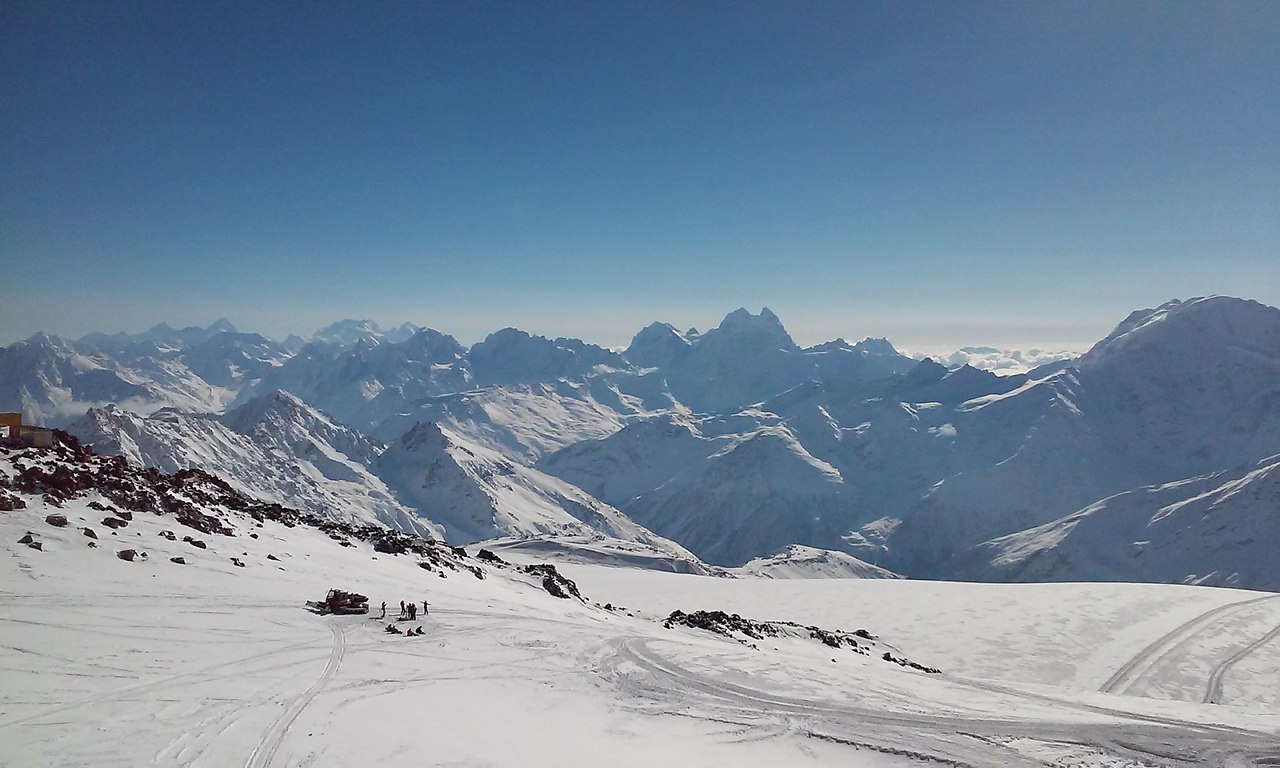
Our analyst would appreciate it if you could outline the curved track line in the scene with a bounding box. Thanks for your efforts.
[245,620,347,768]
[1100,594,1280,695]
[1204,621,1280,704]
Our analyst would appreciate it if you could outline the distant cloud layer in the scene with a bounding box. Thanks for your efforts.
[908,346,1080,374]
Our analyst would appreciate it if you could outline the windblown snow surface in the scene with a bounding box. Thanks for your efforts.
[3,485,1279,767]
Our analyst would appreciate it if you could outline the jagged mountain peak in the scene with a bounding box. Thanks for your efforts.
[625,322,693,368]
[700,307,799,353]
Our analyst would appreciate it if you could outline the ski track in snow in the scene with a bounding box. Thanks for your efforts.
[244,619,348,768]
[1204,620,1280,705]
[611,637,1280,767]
[1099,593,1280,697]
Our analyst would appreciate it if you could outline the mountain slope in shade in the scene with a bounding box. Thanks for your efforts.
[67,392,435,537]
[735,545,902,580]
[624,426,863,567]
[536,414,732,507]
[378,422,695,556]
[951,454,1280,591]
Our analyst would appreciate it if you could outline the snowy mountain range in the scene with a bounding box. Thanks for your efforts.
[5,297,1279,589]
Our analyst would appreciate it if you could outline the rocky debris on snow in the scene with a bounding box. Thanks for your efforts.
[520,563,583,600]
[18,532,36,545]
[170,556,186,565]
[45,513,68,527]
[664,610,780,640]
[882,651,941,674]
[230,557,245,567]
[117,549,137,561]
[664,609,938,672]
[0,490,26,510]
[266,553,279,561]
[2,434,489,582]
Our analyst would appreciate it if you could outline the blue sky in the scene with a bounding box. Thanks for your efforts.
[2,1,1276,349]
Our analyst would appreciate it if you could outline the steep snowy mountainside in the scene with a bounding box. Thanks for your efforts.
[1074,295,1280,478]
[624,322,694,369]
[536,414,733,507]
[0,333,228,426]
[951,454,1280,591]
[177,331,290,388]
[378,422,694,555]
[653,307,916,413]
[378,381,630,461]
[624,425,864,566]
[67,393,435,536]
[469,327,627,386]
[735,545,902,580]
[246,327,470,431]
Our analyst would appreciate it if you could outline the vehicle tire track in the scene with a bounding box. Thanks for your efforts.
[1100,593,1280,696]
[1204,620,1280,704]
[245,620,347,768]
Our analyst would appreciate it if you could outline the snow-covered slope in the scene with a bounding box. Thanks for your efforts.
[378,421,694,556]
[67,392,435,536]
[624,426,864,566]
[379,381,631,460]
[536,413,732,506]
[952,454,1280,590]
[736,544,902,580]
[3,442,1279,768]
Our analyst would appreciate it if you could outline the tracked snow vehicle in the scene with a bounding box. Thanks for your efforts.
[307,588,370,615]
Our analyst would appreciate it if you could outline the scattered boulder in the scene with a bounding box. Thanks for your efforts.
[0,490,26,510]
[82,527,98,539]
[17,533,34,545]
[117,549,137,562]
[476,549,507,565]
[170,556,186,565]
[45,513,68,527]
[230,557,244,567]
[266,553,279,561]
[102,516,128,529]
[158,530,176,541]
[87,501,116,513]
[183,536,207,549]
[115,510,133,521]
[521,563,583,600]
[27,541,43,551]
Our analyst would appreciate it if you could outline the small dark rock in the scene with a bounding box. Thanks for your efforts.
[170,556,186,565]
[230,557,244,567]
[266,553,279,561]
[27,541,43,551]
[117,549,137,562]
[82,526,98,539]
[115,510,133,521]
[183,536,207,549]
[158,530,176,541]
[17,533,34,544]
[45,514,68,527]
[102,517,128,529]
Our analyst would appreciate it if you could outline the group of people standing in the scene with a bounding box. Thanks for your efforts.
[379,599,429,621]
[380,598,430,637]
